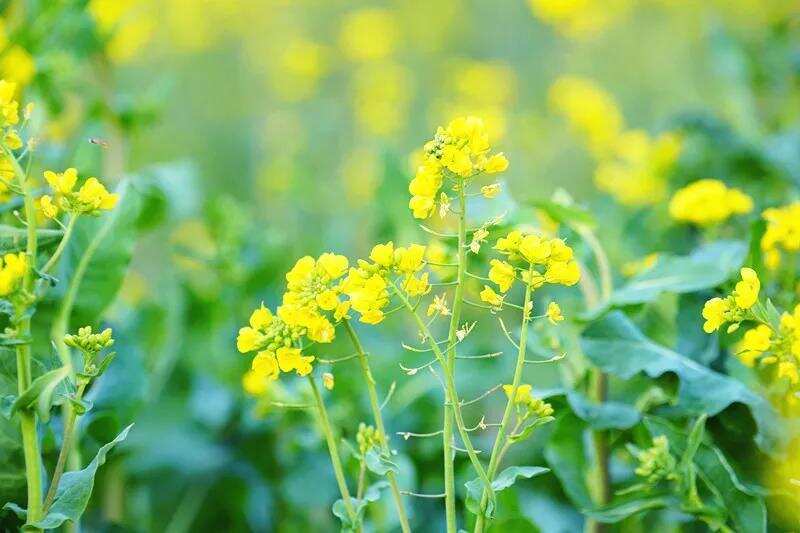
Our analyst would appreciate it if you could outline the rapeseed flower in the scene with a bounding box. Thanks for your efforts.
[489,230,580,294]
[761,202,800,270]
[669,179,752,226]
[0,252,26,297]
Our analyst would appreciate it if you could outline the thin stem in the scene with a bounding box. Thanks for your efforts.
[576,225,612,533]
[474,267,534,533]
[343,319,411,533]
[43,382,86,510]
[8,146,44,530]
[40,215,78,275]
[307,375,359,529]
[391,280,494,509]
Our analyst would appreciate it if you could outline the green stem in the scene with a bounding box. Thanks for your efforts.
[576,225,613,533]
[307,375,359,530]
[390,280,493,508]
[40,215,78,276]
[342,319,411,533]
[474,267,534,533]
[9,147,44,530]
[43,382,86,510]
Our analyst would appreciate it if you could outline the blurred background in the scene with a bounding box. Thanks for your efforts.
[1,0,799,531]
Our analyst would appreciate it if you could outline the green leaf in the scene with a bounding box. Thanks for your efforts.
[544,413,594,510]
[0,357,23,504]
[364,448,399,476]
[645,417,766,533]
[609,241,747,306]
[29,424,133,530]
[585,495,672,523]
[10,366,70,422]
[332,481,388,532]
[465,466,550,518]
[566,391,640,430]
[580,312,783,452]
[528,199,596,228]
[507,416,554,444]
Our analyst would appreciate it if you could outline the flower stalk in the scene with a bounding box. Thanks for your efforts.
[342,318,411,533]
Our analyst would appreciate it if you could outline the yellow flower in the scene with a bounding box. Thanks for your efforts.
[0,79,19,126]
[237,327,262,354]
[0,252,27,296]
[495,230,523,253]
[360,309,384,325]
[276,346,315,376]
[317,253,349,279]
[737,324,772,367]
[409,195,435,219]
[702,297,730,333]
[483,153,509,173]
[334,301,351,321]
[370,242,395,267]
[404,273,430,296]
[77,177,119,212]
[733,267,760,309]
[481,183,501,199]
[44,168,78,195]
[489,259,516,293]
[503,383,533,405]
[4,130,21,150]
[518,235,552,264]
[395,244,425,274]
[250,305,273,329]
[315,290,340,311]
[669,179,753,226]
[778,361,799,385]
[242,369,270,396]
[544,260,580,286]
[480,285,504,307]
[307,315,335,343]
[546,302,564,325]
[761,203,800,269]
[38,195,58,219]
[252,351,280,381]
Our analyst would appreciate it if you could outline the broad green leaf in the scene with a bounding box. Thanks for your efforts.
[645,417,766,533]
[567,391,640,430]
[465,466,550,518]
[364,448,399,476]
[544,413,594,510]
[0,358,23,506]
[609,241,747,306]
[581,312,782,451]
[10,366,69,422]
[29,424,133,529]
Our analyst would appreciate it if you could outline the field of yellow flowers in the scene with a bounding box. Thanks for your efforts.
[0,1,799,532]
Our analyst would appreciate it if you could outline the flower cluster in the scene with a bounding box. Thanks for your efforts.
[634,435,677,485]
[281,253,351,342]
[549,77,682,207]
[64,326,115,355]
[737,305,800,386]
[669,179,752,226]
[595,130,681,206]
[503,384,554,419]
[356,422,381,455]
[483,230,580,303]
[40,168,119,218]
[701,267,760,333]
[341,242,428,324]
[0,80,22,149]
[408,116,508,219]
[761,202,800,270]
[0,252,27,297]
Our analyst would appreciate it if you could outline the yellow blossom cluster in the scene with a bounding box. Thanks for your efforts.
[342,242,428,325]
[550,77,682,206]
[595,130,681,206]
[701,267,760,333]
[502,383,554,418]
[0,80,22,151]
[0,252,26,296]
[40,168,119,218]
[761,202,800,270]
[236,304,316,382]
[408,116,508,219]
[482,230,580,303]
[669,179,753,226]
[735,304,800,404]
